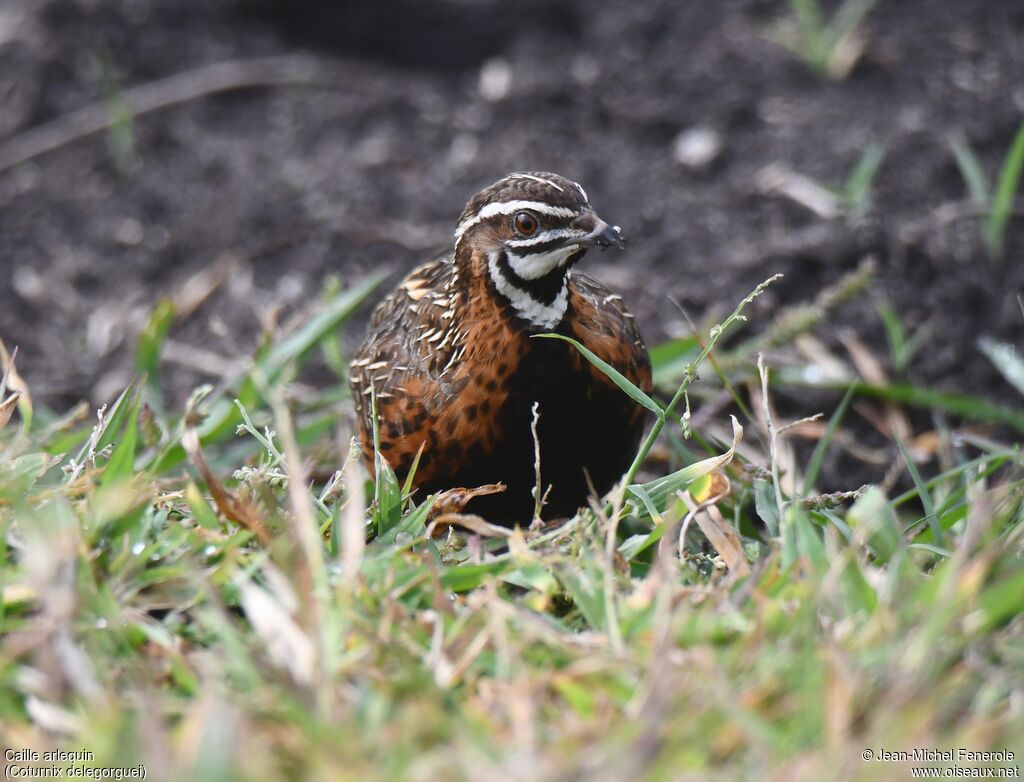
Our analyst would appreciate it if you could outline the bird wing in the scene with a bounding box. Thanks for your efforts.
[566,272,652,396]
[349,258,468,478]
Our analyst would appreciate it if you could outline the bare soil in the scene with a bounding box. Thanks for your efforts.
[1,0,1022,485]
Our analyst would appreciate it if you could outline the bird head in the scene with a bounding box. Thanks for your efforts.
[453,172,625,328]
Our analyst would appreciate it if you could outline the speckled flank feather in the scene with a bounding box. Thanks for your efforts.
[349,172,651,525]
[350,256,502,486]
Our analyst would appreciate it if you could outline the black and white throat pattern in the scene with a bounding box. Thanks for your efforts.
[486,248,578,330]
[489,218,593,329]
[452,174,594,330]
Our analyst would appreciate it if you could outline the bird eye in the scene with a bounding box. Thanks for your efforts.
[514,211,539,236]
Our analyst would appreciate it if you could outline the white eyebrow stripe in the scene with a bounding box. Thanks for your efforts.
[515,173,565,191]
[454,200,577,242]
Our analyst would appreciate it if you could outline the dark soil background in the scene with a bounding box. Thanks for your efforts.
[1,0,1022,475]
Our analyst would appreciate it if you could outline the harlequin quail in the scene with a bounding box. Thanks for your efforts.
[349,172,651,525]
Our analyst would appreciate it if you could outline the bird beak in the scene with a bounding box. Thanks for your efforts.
[572,210,626,249]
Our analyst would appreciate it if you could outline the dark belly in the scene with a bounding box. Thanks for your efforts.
[417,339,647,525]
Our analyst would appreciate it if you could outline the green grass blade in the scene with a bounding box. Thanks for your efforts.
[782,375,1024,434]
[440,561,509,592]
[875,297,908,371]
[101,391,141,486]
[135,299,175,415]
[368,388,401,539]
[650,335,700,389]
[558,568,606,631]
[401,443,426,499]
[185,481,220,531]
[754,478,781,537]
[819,508,853,542]
[802,384,855,495]
[0,453,52,497]
[950,133,990,208]
[629,418,741,512]
[844,143,886,217]
[372,455,402,538]
[791,507,828,574]
[839,555,878,615]
[618,524,665,561]
[986,121,1024,261]
[533,333,663,417]
[893,449,1015,509]
[789,0,826,69]
[826,0,880,50]
[848,486,904,564]
[895,438,942,548]
[626,483,665,525]
[264,273,383,377]
[907,543,953,558]
[390,496,435,541]
[93,379,139,454]
[974,569,1024,633]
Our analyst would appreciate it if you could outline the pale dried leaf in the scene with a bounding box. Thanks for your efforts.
[2,582,36,606]
[239,580,315,686]
[839,329,911,441]
[428,513,513,538]
[429,483,507,518]
[172,252,240,317]
[838,329,888,385]
[341,455,366,583]
[794,333,850,382]
[25,695,83,735]
[0,338,30,419]
[0,391,20,429]
[756,163,841,219]
[693,505,751,577]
